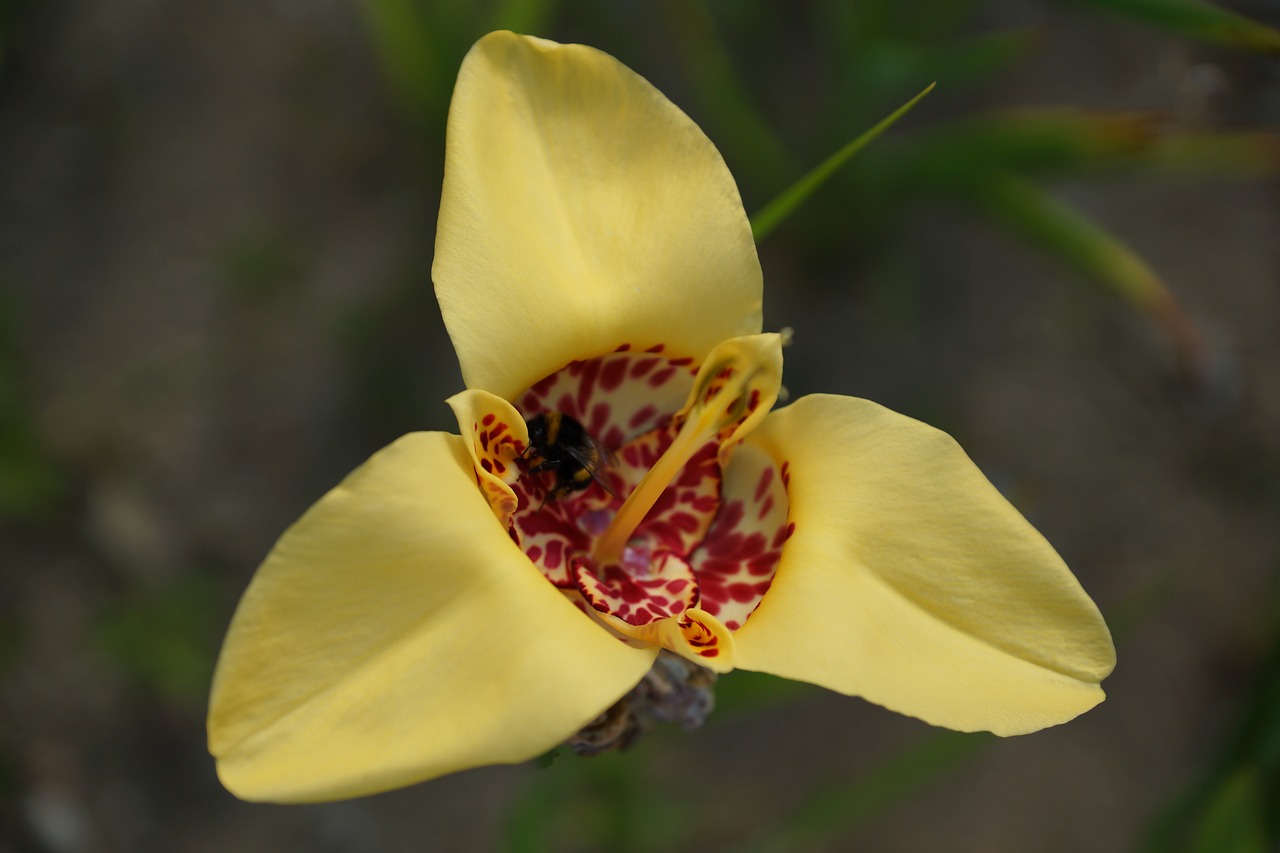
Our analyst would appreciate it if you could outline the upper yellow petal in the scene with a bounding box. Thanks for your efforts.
[733,395,1116,735]
[208,432,656,802]
[433,31,763,399]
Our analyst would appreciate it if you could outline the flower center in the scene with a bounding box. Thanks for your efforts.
[502,341,792,664]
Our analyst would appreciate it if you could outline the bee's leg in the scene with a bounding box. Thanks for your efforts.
[540,483,570,508]
[527,459,556,474]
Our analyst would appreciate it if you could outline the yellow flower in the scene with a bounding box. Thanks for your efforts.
[208,31,1116,803]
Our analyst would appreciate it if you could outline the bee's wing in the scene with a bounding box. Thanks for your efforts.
[562,441,620,497]
[596,441,619,468]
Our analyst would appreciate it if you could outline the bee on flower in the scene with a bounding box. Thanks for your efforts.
[521,411,619,504]
[207,31,1115,803]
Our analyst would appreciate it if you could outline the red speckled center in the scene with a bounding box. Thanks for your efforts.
[506,345,792,633]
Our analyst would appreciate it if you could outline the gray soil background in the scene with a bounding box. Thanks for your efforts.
[2,1,1278,851]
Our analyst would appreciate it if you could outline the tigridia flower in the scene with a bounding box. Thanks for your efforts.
[208,31,1115,803]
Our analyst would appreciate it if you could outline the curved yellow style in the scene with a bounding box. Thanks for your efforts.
[208,433,657,802]
[433,31,763,399]
[732,395,1116,735]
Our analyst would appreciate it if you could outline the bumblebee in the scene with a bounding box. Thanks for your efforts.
[523,412,618,504]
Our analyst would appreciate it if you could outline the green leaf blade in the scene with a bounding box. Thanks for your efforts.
[750,82,937,242]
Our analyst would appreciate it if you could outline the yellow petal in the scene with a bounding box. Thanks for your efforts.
[208,432,657,802]
[646,608,737,675]
[434,31,762,399]
[732,395,1116,735]
[447,388,529,522]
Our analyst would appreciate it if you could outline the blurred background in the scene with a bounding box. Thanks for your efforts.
[2,0,1279,850]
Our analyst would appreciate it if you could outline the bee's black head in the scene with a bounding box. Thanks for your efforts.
[525,413,548,445]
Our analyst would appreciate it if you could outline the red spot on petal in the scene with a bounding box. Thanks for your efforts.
[629,358,658,379]
[629,404,658,429]
[545,540,563,570]
[575,360,601,413]
[720,501,745,529]
[748,553,779,575]
[741,532,767,557]
[698,558,733,576]
[529,373,556,399]
[600,358,627,392]
[670,512,698,532]
[698,648,719,658]
[648,366,676,388]
[590,402,610,434]
[700,582,725,604]
[754,467,775,502]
